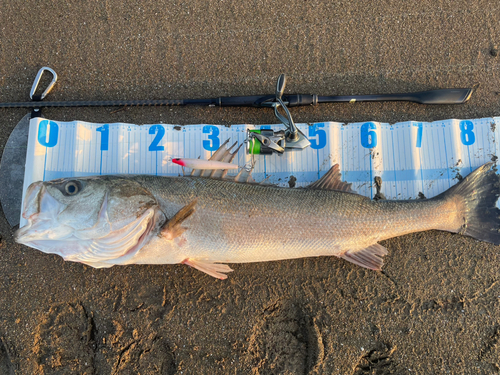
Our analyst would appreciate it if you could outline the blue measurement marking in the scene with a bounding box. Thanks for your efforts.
[43,146,47,181]
[139,130,142,175]
[489,119,496,160]
[260,125,272,179]
[341,126,344,181]
[264,155,267,179]
[391,128,397,196]
[86,133,90,174]
[401,126,407,195]
[342,168,453,182]
[369,150,373,199]
[316,148,320,179]
[155,150,158,176]
[416,123,423,194]
[416,125,424,193]
[419,148,424,194]
[357,127,361,193]
[442,126,450,186]
[467,142,472,176]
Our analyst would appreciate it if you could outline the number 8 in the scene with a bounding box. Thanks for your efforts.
[459,120,475,146]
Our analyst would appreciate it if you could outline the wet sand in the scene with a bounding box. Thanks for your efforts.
[1,1,500,373]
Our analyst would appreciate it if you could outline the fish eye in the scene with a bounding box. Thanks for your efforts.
[63,181,81,196]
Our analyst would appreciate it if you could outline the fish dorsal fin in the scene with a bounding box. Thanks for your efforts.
[234,161,256,183]
[211,142,242,179]
[307,164,353,193]
[191,139,232,178]
[161,199,197,240]
[190,140,255,183]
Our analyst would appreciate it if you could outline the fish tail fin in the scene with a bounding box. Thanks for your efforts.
[439,162,500,244]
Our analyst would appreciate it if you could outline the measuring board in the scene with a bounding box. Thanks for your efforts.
[21,116,500,226]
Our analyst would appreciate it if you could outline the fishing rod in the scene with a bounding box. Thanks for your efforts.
[2,68,476,155]
[0,67,475,109]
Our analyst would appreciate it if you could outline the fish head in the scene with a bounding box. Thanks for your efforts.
[15,176,166,266]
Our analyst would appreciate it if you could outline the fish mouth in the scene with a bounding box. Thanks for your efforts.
[16,182,70,245]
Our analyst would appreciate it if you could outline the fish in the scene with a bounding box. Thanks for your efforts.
[15,141,500,279]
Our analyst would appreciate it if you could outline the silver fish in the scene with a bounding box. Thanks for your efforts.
[15,143,500,279]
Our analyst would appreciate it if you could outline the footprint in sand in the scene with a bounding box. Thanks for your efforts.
[32,302,95,375]
[246,300,319,375]
[0,337,14,375]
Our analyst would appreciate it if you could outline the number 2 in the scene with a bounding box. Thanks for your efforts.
[149,125,165,151]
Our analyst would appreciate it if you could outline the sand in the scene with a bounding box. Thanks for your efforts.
[0,1,500,373]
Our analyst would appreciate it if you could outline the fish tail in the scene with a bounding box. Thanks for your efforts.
[439,162,500,244]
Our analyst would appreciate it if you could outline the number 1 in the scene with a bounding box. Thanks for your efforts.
[96,124,109,151]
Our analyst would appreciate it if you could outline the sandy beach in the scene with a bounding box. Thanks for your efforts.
[1,1,500,373]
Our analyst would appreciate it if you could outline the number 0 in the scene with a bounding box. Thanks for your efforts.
[37,120,59,148]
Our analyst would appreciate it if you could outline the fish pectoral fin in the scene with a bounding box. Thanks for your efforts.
[340,243,388,271]
[161,199,197,240]
[182,258,234,280]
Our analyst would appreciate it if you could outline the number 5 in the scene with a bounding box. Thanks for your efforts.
[309,123,327,149]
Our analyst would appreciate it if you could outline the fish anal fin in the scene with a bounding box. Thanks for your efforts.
[161,199,197,240]
[182,258,234,279]
[307,164,354,193]
[340,243,388,271]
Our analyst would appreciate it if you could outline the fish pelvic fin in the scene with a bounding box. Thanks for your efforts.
[341,243,388,271]
[437,162,500,244]
[182,258,234,279]
[307,164,354,193]
[161,199,197,240]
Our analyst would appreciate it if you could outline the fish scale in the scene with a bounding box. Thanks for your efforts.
[130,175,462,263]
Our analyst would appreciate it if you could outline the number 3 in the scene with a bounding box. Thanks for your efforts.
[203,125,220,151]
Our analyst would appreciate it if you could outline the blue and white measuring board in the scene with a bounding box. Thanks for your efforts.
[21,116,500,225]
